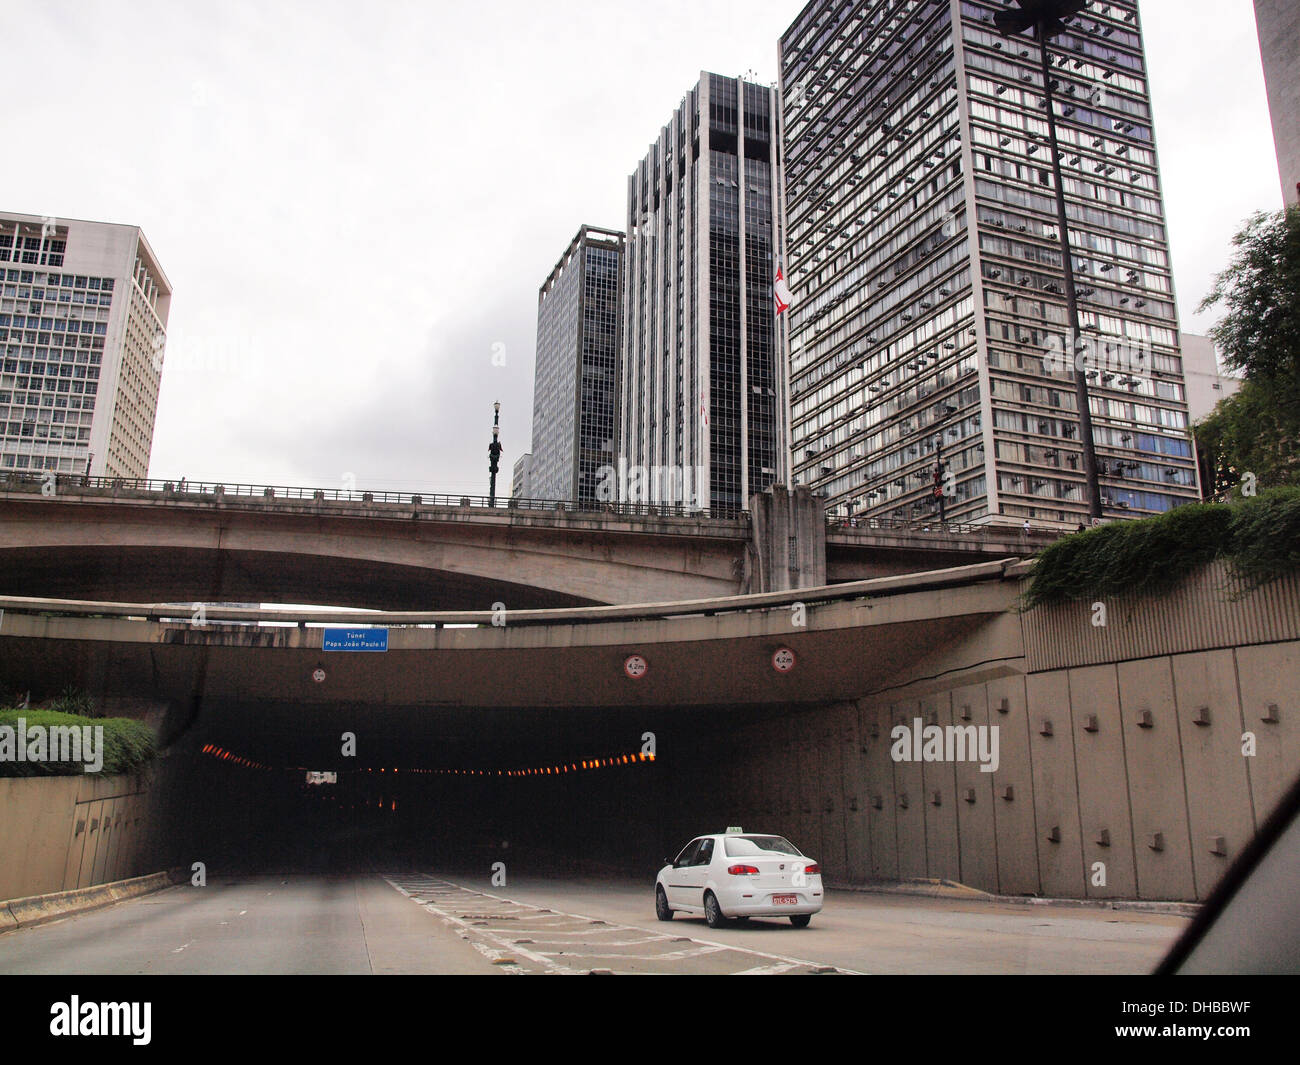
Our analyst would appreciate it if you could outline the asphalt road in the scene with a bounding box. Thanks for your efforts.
[0,873,1190,975]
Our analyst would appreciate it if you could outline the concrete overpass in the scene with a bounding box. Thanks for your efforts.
[0,474,1058,609]
[2,557,1297,904]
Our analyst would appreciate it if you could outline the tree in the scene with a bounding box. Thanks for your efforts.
[1194,206,1300,496]
[1199,205,1300,382]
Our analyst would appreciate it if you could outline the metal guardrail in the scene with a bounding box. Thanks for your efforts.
[0,472,744,521]
[0,560,1021,629]
[0,471,1048,540]
[824,515,1030,537]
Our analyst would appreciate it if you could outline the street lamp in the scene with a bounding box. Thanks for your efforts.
[993,0,1103,522]
[487,401,502,508]
[932,404,958,523]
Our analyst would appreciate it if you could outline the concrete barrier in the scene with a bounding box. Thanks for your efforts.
[3,868,180,930]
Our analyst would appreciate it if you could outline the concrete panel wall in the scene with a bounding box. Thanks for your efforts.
[755,636,1298,902]
[1235,642,1300,824]
[920,692,961,882]
[0,774,163,901]
[987,675,1036,896]
[950,684,998,891]
[1168,650,1253,899]
[1117,658,1195,901]
[1026,671,1086,898]
[1070,665,1137,899]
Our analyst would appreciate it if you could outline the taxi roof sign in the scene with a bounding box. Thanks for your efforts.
[725,826,744,834]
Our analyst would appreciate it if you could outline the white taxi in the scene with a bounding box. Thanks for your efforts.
[654,829,823,928]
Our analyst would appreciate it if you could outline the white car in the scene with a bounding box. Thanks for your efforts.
[655,830,823,928]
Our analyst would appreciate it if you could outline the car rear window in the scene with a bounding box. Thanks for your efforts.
[724,835,803,857]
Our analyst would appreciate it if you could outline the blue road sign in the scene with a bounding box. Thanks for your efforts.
[322,627,389,652]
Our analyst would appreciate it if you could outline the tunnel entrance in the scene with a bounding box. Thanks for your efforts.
[172,699,822,881]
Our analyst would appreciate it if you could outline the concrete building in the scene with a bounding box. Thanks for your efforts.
[0,212,170,480]
[621,73,790,514]
[512,452,533,500]
[528,226,623,506]
[779,0,1200,528]
[1180,333,1241,423]
[1254,0,1300,206]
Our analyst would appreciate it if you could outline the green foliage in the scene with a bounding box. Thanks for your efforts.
[1023,488,1300,608]
[0,708,156,777]
[1199,206,1300,382]
[1194,376,1300,497]
[47,685,99,718]
[1228,487,1300,588]
[1194,205,1300,501]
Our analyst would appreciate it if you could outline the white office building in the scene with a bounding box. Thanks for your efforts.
[0,212,170,480]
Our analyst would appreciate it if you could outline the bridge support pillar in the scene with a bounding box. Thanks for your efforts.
[749,484,826,593]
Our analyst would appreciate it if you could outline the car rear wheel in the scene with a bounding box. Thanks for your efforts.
[704,891,727,929]
[655,887,673,921]
[789,914,811,928]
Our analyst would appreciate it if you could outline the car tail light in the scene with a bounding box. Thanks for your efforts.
[802,863,821,875]
[727,864,760,875]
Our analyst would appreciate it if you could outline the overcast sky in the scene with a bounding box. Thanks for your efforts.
[1,0,1283,492]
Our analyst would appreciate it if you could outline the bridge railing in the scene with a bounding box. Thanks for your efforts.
[825,515,1009,537]
[0,472,745,521]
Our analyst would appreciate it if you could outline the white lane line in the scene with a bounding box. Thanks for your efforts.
[537,945,727,962]
[385,878,580,974]
[171,941,194,954]
[733,962,803,975]
[435,878,866,975]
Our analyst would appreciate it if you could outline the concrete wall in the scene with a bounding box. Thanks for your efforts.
[0,770,174,902]
[696,566,1300,901]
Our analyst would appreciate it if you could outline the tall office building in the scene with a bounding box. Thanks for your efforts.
[529,225,623,505]
[512,452,533,500]
[1180,333,1241,423]
[780,0,1199,526]
[0,212,170,480]
[1254,0,1300,206]
[621,73,789,513]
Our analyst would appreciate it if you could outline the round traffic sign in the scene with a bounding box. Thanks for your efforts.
[624,654,649,680]
[312,667,326,684]
[772,647,796,673]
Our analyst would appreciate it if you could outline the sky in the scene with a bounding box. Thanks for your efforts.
[1,0,1284,493]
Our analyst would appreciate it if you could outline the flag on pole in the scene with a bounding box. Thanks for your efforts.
[774,267,793,314]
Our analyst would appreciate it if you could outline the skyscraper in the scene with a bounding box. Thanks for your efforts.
[528,225,623,506]
[779,0,1199,527]
[0,212,170,481]
[1254,0,1300,206]
[620,73,789,513]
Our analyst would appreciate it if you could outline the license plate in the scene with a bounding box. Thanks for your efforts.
[772,894,797,906]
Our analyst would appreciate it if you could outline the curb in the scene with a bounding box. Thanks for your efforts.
[2,867,185,930]
[838,879,1200,916]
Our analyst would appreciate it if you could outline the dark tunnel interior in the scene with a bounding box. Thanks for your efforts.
[146,697,821,882]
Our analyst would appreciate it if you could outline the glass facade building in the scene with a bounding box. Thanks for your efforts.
[621,73,790,513]
[0,212,170,480]
[529,225,623,505]
[780,0,1200,527]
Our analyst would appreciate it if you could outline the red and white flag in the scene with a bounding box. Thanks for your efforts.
[774,267,793,314]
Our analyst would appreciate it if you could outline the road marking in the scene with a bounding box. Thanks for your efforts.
[383,874,863,975]
[385,878,581,974]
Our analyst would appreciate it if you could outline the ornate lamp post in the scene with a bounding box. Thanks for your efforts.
[993,0,1103,521]
[487,401,502,508]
